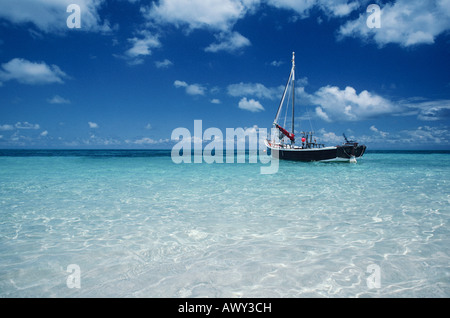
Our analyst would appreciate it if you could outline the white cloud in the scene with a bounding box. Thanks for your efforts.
[123,31,161,65]
[0,124,14,131]
[266,0,316,17]
[174,80,188,88]
[318,0,360,17]
[143,0,257,32]
[15,122,40,130]
[238,97,264,112]
[316,128,343,144]
[133,137,159,145]
[186,84,206,96]
[266,0,359,18]
[47,95,71,104]
[400,126,450,144]
[155,59,173,68]
[143,0,258,54]
[304,86,450,123]
[370,125,388,137]
[88,122,99,129]
[338,0,450,47]
[83,135,121,146]
[0,58,68,85]
[211,98,221,104]
[40,130,49,137]
[145,123,152,129]
[270,60,284,67]
[296,76,309,87]
[174,80,206,96]
[126,32,160,57]
[400,99,450,121]
[0,0,112,33]
[142,0,363,56]
[366,125,450,146]
[315,106,331,122]
[128,137,169,145]
[205,31,251,53]
[227,82,282,100]
[310,85,397,122]
[144,0,360,35]
[139,0,449,58]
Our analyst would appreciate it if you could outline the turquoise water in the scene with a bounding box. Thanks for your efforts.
[0,150,449,297]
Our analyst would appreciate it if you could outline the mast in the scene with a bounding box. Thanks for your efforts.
[291,52,295,145]
[274,66,293,125]
[272,52,296,144]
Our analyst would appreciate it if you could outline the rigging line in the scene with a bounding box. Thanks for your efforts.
[283,77,292,129]
[306,106,314,133]
[274,68,294,125]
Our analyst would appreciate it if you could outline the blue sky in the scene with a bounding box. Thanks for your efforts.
[0,0,449,149]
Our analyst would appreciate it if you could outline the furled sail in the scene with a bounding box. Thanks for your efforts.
[275,124,295,142]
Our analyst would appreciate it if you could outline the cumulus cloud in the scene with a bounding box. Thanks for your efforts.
[227,82,283,100]
[205,31,251,53]
[315,106,331,122]
[133,137,160,145]
[370,125,389,137]
[316,128,343,144]
[174,80,188,88]
[143,0,258,54]
[88,122,99,129]
[338,0,450,47]
[0,58,69,85]
[15,122,40,130]
[174,80,206,96]
[238,97,264,112]
[364,125,450,146]
[122,31,161,65]
[15,121,40,129]
[142,0,449,51]
[144,0,361,34]
[302,85,450,123]
[315,126,442,148]
[227,80,307,101]
[266,0,360,18]
[127,137,169,145]
[139,0,366,56]
[143,0,257,32]
[47,95,71,104]
[318,0,360,17]
[270,60,283,67]
[401,99,450,121]
[155,59,173,68]
[310,85,397,122]
[399,126,450,145]
[0,0,112,33]
[186,85,206,96]
[0,124,14,131]
[266,0,317,17]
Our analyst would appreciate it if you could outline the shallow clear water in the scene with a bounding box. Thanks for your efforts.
[0,150,449,297]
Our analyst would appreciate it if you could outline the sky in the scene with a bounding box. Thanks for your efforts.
[0,0,449,150]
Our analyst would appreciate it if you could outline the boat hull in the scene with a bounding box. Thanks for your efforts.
[336,144,366,160]
[266,141,366,162]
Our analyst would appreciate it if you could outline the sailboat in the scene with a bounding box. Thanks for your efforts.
[265,52,367,162]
